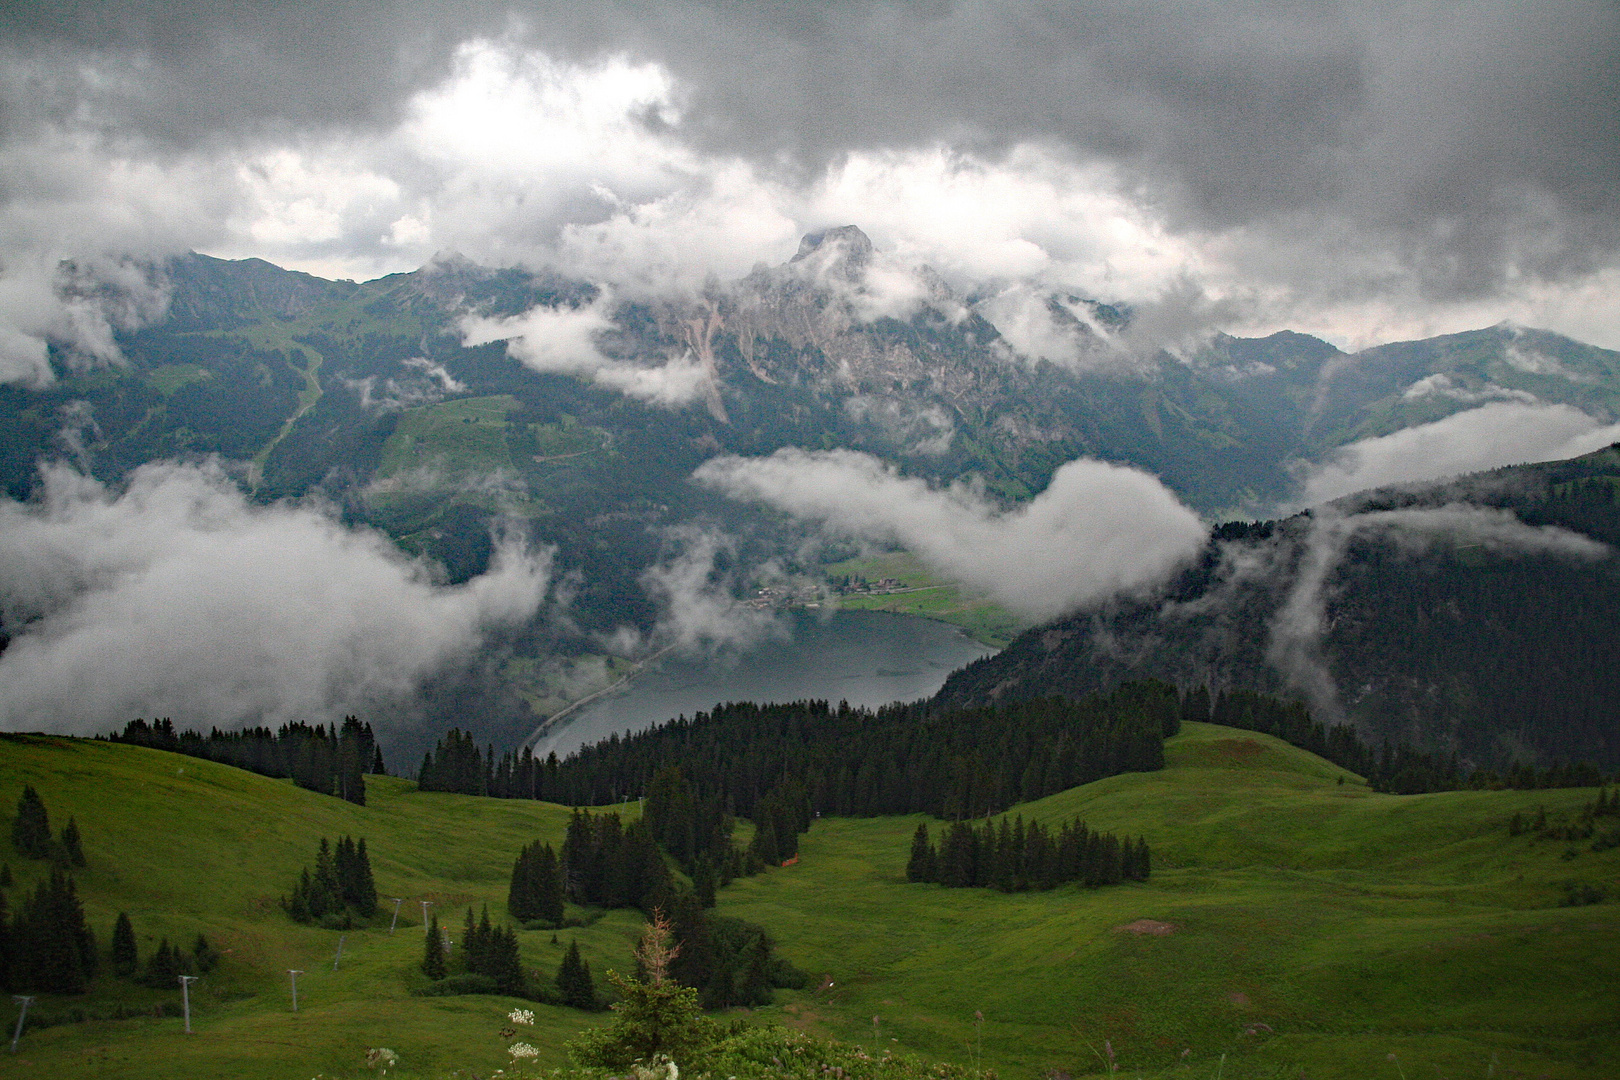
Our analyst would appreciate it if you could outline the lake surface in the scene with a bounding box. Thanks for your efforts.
[534,611,996,760]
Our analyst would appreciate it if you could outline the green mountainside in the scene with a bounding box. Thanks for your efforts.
[3,725,1618,1079]
[937,445,1620,771]
[5,241,1620,754]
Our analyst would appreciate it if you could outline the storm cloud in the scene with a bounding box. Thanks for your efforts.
[694,448,1207,621]
[0,0,1614,357]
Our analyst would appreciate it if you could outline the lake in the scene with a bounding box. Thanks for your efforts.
[532,610,996,760]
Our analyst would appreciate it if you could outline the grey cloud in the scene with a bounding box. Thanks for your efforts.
[0,458,552,735]
[5,1,1615,306]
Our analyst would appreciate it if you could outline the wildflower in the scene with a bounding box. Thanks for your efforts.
[510,1042,541,1060]
[365,1047,399,1072]
[510,1008,536,1026]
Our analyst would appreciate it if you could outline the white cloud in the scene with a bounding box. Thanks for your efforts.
[693,448,1206,621]
[637,527,785,655]
[1400,373,1538,405]
[460,291,710,406]
[0,460,551,735]
[1297,402,1620,507]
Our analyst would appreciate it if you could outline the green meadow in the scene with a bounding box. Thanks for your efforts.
[823,552,1025,647]
[2,723,1618,1080]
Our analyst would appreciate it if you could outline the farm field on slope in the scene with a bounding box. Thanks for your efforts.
[2,724,1618,1079]
[719,724,1620,1080]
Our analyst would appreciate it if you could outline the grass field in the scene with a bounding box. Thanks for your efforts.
[2,725,1617,1079]
[823,552,1025,647]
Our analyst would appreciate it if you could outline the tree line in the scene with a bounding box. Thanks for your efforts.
[905,816,1150,891]
[418,682,1178,819]
[107,716,382,804]
[1199,686,1616,794]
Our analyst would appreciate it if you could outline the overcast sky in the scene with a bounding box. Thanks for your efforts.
[3,0,1617,351]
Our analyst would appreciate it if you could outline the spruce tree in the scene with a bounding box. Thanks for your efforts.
[510,842,535,921]
[20,868,97,993]
[140,937,190,989]
[906,823,937,883]
[422,913,446,979]
[352,838,378,917]
[111,912,138,978]
[693,860,717,908]
[59,818,86,867]
[737,931,772,1006]
[0,889,11,991]
[557,939,596,1009]
[490,925,524,995]
[536,843,565,923]
[193,933,220,973]
[11,786,51,859]
[565,914,719,1068]
[748,817,779,866]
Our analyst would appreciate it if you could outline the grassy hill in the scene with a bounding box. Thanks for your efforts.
[3,725,1618,1079]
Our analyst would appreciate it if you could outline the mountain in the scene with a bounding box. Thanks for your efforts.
[4,232,1620,752]
[936,444,1620,771]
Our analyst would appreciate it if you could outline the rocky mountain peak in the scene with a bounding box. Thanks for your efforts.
[790,225,874,280]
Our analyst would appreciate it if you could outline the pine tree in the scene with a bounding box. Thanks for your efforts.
[422,913,446,979]
[111,912,138,978]
[557,939,596,1009]
[59,817,86,867]
[11,786,51,859]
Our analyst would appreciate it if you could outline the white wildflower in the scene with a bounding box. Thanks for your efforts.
[509,1042,541,1060]
[509,1008,536,1025]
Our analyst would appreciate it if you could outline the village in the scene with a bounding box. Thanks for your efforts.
[744,575,909,611]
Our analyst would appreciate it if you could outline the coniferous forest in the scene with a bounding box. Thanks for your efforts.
[419,681,1180,818]
[109,716,380,804]
[905,817,1151,891]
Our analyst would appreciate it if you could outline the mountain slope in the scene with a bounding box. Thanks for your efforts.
[5,722,1619,1079]
[936,445,1620,770]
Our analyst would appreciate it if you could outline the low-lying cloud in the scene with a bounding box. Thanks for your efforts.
[636,527,785,656]
[460,292,709,406]
[693,448,1207,622]
[1267,504,1610,722]
[1297,401,1620,507]
[0,460,552,736]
